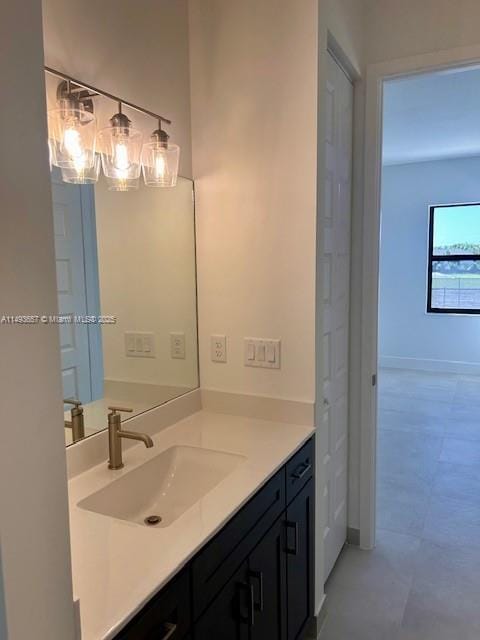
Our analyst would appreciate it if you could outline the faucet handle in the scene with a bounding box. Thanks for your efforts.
[108,406,133,415]
[64,398,82,409]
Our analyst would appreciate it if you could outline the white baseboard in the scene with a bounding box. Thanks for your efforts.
[306,594,327,638]
[201,389,315,426]
[380,355,480,376]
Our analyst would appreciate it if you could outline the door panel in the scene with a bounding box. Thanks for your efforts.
[52,174,92,403]
[323,53,353,581]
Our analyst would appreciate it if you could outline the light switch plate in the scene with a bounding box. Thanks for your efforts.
[211,335,227,363]
[244,338,281,369]
[125,332,156,358]
[170,332,186,359]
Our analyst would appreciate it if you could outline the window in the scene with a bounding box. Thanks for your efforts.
[427,203,480,314]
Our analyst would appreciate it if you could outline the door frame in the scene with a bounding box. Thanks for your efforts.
[359,43,480,550]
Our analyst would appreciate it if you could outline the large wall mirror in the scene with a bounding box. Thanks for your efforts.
[52,172,199,446]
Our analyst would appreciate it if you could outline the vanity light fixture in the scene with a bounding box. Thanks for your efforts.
[142,121,180,187]
[48,80,96,172]
[45,67,180,190]
[98,103,143,191]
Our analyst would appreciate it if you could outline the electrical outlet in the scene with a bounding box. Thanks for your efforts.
[125,332,156,358]
[211,335,227,363]
[170,332,186,359]
[244,338,281,369]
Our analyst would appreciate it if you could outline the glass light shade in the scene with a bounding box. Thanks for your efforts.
[61,153,101,184]
[142,142,180,187]
[48,108,96,170]
[98,126,142,191]
[105,175,140,192]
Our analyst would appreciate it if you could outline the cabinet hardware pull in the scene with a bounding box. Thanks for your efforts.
[237,581,255,627]
[285,521,299,555]
[249,570,264,612]
[158,622,177,639]
[291,461,312,480]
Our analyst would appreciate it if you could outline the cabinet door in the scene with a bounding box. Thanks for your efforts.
[116,569,190,640]
[285,479,314,640]
[249,517,287,640]
[195,561,251,640]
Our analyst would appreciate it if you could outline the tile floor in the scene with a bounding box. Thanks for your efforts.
[318,368,480,639]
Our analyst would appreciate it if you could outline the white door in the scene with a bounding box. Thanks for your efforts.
[322,53,353,580]
[51,172,93,404]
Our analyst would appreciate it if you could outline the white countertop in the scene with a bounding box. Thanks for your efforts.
[68,410,314,640]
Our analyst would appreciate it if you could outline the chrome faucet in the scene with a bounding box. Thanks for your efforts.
[64,398,85,443]
[107,406,154,470]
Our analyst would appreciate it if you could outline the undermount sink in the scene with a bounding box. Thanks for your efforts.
[78,445,246,528]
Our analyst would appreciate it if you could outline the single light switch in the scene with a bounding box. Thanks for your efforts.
[247,342,256,361]
[135,336,143,352]
[126,334,135,353]
[266,342,276,363]
[256,344,266,362]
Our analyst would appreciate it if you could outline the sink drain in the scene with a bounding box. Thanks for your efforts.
[144,515,162,526]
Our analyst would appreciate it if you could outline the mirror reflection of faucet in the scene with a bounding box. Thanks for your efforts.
[64,398,85,443]
[107,406,154,470]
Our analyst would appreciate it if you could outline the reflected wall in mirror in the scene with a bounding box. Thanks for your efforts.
[51,173,198,446]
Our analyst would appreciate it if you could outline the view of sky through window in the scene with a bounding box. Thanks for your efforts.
[433,204,480,254]
[429,204,480,312]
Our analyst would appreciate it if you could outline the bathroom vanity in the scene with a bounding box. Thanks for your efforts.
[67,412,315,640]
[115,437,314,640]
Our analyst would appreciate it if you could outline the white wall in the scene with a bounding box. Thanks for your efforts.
[42,0,193,179]
[379,157,480,373]
[95,177,198,389]
[0,2,75,638]
[189,0,319,403]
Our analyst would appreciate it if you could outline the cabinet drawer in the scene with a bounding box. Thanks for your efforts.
[285,438,314,504]
[115,568,191,640]
[192,467,286,620]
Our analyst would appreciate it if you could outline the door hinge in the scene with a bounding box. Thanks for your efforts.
[372,374,377,387]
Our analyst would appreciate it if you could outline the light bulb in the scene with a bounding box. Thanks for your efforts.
[47,107,96,170]
[114,141,130,173]
[154,152,166,179]
[63,127,83,159]
[98,119,142,190]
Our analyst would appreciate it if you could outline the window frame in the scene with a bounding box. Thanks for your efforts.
[427,202,480,315]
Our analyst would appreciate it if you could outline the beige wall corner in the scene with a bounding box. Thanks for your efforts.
[189,0,318,403]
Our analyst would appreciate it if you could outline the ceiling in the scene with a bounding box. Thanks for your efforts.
[382,65,480,166]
